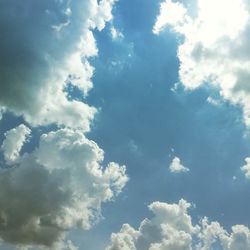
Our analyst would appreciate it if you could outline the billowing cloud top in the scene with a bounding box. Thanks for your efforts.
[154,0,250,126]
[106,199,250,250]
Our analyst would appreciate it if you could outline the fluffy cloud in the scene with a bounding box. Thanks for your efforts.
[169,156,189,173]
[0,0,117,130]
[1,124,31,164]
[0,128,128,249]
[106,199,198,250]
[154,0,250,126]
[0,1,129,249]
[241,158,250,179]
[106,199,250,250]
[153,0,188,34]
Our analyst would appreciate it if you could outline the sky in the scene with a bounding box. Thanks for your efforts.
[1,0,250,249]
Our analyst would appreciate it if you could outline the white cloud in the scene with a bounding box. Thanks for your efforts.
[0,1,129,249]
[0,128,128,249]
[241,158,250,179]
[153,0,250,126]
[106,199,198,250]
[169,156,189,173]
[206,97,221,106]
[0,0,117,130]
[110,26,124,41]
[1,124,31,165]
[106,199,250,250]
[153,0,189,34]
[89,0,117,31]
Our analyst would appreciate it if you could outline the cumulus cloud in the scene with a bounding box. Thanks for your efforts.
[169,156,189,173]
[1,124,31,165]
[153,0,188,34]
[106,199,198,250]
[106,199,250,250]
[0,128,128,249]
[241,158,250,179]
[0,1,129,249]
[0,0,117,130]
[153,0,250,126]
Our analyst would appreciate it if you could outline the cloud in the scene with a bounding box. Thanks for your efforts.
[206,97,221,106]
[106,199,250,250]
[106,199,198,250]
[153,0,188,34]
[110,26,124,41]
[169,156,189,173]
[0,1,129,249]
[1,124,31,165]
[241,158,250,179]
[0,128,128,249]
[0,107,5,121]
[67,240,79,250]
[0,0,117,130]
[153,0,250,126]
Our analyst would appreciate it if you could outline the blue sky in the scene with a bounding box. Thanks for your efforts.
[1,0,250,249]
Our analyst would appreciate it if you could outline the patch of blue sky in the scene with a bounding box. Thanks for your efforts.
[63,0,250,248]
